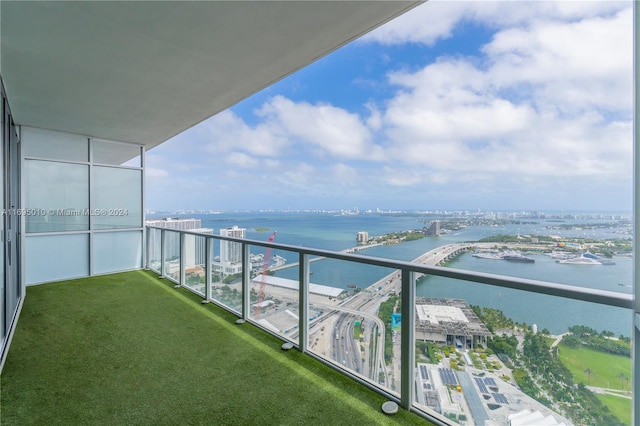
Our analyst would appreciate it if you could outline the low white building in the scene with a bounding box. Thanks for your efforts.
[415,298,491,349]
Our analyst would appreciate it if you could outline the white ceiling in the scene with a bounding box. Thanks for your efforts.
[1,1,421,149]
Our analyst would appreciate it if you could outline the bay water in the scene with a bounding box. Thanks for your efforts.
[157,211,632,336]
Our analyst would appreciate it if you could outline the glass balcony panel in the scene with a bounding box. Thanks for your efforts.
[248,245,298,344]
[163,230,181,283]
[93,231,142,274]
[304,257,399,394]
[182,233,206,296]
[209,237,244,313]
[208,239,243,314]
[147,228,162,273]
[414,273,632,426]
[25,234,89,284]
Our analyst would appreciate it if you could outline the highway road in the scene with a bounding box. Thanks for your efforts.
[299,241,549,390]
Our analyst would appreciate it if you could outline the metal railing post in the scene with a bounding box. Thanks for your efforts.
[400,269,415,410]
[632,3,639,424]
[144,226,149,270]
[242,242,250,320]
[298,252,309,352]
[204,236,212,303]
[160,229,165,278]
[178,232,185,287]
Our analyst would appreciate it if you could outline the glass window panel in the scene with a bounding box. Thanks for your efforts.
[93,166,142,229]
[25,234,88,285]
[92,140,141,167]
[93,231,142,275]
[22,127,88,162]
[25,160,89,232]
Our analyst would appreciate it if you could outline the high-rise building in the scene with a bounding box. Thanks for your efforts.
[146,218,203,231]
[219,226,246,264]
[146,218,213,264]
[424,220,440,236]
[356,231,369,243]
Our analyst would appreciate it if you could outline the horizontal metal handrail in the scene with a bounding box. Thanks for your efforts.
[147,225,633,309]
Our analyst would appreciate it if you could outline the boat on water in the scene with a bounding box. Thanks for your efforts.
[583,252,615,264]
[546,250,574,260]
[271,254,287,267]
[502,254,535,263]
[472,251,503,260]
[556,252,615,265]
[473,250,535,263]
[557,255,601,265]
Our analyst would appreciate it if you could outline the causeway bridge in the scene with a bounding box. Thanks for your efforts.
[269,242,477,273]
[270,240,548,273]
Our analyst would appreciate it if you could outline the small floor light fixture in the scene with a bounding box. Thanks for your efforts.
[381,401,398,415]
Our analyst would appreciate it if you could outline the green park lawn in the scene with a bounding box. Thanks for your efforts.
[558,342,631,389]
[595,393,632,426]
[558,342,631,425]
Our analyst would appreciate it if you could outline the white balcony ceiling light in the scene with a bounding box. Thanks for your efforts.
[1,1,421,148]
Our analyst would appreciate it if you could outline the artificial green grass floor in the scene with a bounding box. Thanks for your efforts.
[1,270,431,425]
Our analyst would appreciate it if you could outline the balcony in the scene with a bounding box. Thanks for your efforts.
[1,3,635,425]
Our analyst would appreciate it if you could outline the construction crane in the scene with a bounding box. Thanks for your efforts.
[254,231,276,319]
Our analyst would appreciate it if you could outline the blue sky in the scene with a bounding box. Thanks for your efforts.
[146,1,633,213]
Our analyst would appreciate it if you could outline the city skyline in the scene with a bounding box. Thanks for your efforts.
[145,1,633,213]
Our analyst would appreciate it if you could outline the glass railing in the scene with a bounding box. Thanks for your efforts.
[146,226,634,426]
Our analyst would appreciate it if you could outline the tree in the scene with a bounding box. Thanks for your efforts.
[584,368,592,385]
[617,373,627,390]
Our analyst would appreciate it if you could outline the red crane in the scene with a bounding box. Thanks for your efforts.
[254,231,276,318]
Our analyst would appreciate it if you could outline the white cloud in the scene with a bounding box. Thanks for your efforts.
[379,5,632,185]
[280,162,316,186]
[225,152,258,168]
[144,162,168,178]
[363,1,467,46]
[364,0,628,46]
[257,95,382,160]
[382,166,423,187]
[484,7,632,114]
[201,110,290,157]
[365,102,383,131]
[331,163,360,186]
